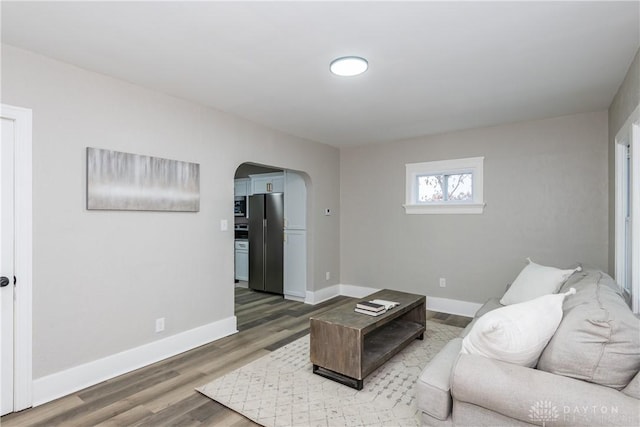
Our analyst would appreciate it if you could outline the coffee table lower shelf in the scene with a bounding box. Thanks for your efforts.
[362,319,424,375]
[312,319,424,390]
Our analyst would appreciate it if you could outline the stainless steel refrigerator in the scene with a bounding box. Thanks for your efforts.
[248,193,284,294]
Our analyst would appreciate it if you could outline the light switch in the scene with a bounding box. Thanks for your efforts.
[220,219,228,231]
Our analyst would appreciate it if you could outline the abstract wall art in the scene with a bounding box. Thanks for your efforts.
[87,147,200,212]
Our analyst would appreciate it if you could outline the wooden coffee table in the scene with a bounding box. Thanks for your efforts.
[309,289,426,390]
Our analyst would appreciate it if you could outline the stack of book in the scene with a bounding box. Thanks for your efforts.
[354,299,400,316]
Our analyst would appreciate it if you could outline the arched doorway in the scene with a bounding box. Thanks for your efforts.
[233,162,309,306]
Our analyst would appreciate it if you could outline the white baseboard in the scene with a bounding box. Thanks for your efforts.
[305,284,341,304]
[307,284,481,318]
[32,316,237,407]
[284,294,305,302]
[339,284,380,298]
[30,290,479,408]
[305,284,379,305]
[426,296,481,318]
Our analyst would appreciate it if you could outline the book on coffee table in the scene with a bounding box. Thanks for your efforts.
[354,307,387,316]
[370,299,400,310]
[355,301,386,312]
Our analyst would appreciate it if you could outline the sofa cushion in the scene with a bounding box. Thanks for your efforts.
[461,288,575,367]
[474,297,504,319]
[500,258,580,305]
[558,269,622,306]
[417,337,462,421]
[460,298,504,337]
[622,371,640,399]
[452,354,640,427]
[538,271,640,390]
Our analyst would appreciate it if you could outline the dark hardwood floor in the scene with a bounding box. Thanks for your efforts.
[2,287,471,427]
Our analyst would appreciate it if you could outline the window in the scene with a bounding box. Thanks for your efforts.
[404,157,485,214]
[418,173,473,202]
[624,144,632,296]
[615,105,639,314]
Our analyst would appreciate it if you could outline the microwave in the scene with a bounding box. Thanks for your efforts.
[234,196,247,217]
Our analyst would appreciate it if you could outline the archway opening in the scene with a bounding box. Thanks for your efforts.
[232,162,310,321]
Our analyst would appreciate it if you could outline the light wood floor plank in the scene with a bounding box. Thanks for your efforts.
[92,405,154,427]
[0,395,85,427]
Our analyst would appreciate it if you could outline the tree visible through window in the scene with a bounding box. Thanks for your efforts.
[404,156,484,214]
[417,173,473,202]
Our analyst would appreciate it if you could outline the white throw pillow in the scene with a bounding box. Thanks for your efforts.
[461,288,576,367]
[500,258,580,305]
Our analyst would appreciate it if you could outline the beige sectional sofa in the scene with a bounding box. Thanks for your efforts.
[417,269,640,426]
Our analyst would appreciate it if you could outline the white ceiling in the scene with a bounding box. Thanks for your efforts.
[2,1,639,147]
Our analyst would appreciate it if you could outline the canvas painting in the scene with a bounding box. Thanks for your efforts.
[87,147,200,211]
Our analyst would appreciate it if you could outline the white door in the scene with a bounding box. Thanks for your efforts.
[1,116,16,416]
[0,104,32,415]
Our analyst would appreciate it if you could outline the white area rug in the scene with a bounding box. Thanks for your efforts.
[196,322,462,427]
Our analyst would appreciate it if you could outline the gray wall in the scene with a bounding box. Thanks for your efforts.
[608,48,640,273]
[234,163,282,179]
[340,112,609,303]
[2,44,340,378]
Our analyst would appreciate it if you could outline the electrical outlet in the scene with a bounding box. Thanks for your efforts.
[324,208,331,216]
[439,278,446,288]
[326,271,331,280]
[155,317,165,333]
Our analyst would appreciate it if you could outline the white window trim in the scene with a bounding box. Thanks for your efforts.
[404,156,485,214]
[614,104,640,314]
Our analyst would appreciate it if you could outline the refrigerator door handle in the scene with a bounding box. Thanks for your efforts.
[263,218,268,253]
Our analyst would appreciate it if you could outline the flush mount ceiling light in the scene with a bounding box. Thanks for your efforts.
[330,56,368,76]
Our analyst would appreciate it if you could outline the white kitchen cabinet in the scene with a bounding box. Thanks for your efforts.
[284,230,306,299]
[250,172,284,194]
[234,178,250,197]
[272,175,284,192]
[284,171,306,229]
[235,240,249,281]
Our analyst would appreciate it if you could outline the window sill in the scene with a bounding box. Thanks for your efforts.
[403,203,485,215]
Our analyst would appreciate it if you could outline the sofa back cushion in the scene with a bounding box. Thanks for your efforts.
[558,269,622,307]
[538,270,640,390]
